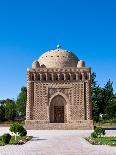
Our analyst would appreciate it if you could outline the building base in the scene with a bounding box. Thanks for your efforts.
[25,120,93,130]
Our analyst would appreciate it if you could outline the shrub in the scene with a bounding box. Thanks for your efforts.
[91,132,97,138]
[94,125,96,130]
[10,123,27,138]
[10,123,20,135]
[2,133,11,144]
[94,127,105,137]
[20,128,27,137]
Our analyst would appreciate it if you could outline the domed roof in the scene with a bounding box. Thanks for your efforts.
[38,46,79,68]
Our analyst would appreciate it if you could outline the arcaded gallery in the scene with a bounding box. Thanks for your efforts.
[25,45,93,129]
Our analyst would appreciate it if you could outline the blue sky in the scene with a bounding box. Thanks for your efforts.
[0,0,116,99]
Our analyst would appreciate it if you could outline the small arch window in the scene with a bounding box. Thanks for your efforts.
[67,74,70,80]
[31,74,34,81]
[73,74,76,80]
[80,73,82,80]
[85,73,88,80]
[37,74,40,81]
[86,73,90,80]
[43,74,46,81]
[49,74,52,81]
[55,74,58,81]
[61,74,64,80]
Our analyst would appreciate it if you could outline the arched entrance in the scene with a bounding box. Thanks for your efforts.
[49,95,67,123]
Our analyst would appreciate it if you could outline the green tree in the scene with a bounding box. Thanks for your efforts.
[91,73,115,122]
[104,92,116,119]
[4,99,16,121]
[0,100,5,121]
[16,87,27,119]
[92,86,103,122]
[91,72,102,122]
[102,80,114,115]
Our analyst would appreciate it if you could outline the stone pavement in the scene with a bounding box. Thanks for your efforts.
[0,127,116,155]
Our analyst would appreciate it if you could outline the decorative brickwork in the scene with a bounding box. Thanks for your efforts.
[26,81,34,120]
[25,47,93,129]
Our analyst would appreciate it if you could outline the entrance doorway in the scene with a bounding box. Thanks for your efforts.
[54,106,64,123]
[49,95,66,123]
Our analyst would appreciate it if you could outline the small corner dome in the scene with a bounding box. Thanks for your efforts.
[32,60,40,69]
[38,47,79,68]
[77,60,85,68]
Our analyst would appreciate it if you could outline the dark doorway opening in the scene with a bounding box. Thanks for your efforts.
[54,106,64,123]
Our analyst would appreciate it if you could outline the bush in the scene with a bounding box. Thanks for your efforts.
[91,132,97,138]
[20,128,27,137]
[94,127,105,137]
[94,125,96,130]
[2,133,11,144]
[10,123,27,137]
[10,123,20,135]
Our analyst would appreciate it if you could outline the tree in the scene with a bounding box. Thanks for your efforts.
[104,92,116,119]
[102,80,114,114]
[0,100,5,121]
[91,72,102,122]
[92,85,103,122]
[91,73,116,122]
[4,99,16,121]
[16,87,27,119]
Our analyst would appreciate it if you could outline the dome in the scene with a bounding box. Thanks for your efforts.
[38,47,79,68]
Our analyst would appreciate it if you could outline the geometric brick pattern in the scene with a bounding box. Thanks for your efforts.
[33,83,48,120]
[25,48,93,129]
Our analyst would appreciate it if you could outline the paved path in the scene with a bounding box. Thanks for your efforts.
[0,128,116,155]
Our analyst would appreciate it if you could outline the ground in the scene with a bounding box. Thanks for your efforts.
[0,128,116,155]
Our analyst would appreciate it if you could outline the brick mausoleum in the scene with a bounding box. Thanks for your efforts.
[25,45,93,129]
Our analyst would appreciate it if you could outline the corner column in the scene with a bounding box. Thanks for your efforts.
[26,70,34,120]
[85,81,92,120]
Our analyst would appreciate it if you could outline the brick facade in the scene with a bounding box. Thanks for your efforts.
[25,47,93,129]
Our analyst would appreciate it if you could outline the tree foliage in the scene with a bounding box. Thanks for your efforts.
[0,86,27,122]
[4,99,16,121]
[91,72,116,122]
[2,133,11,144]
[16,87,27,119]
[10,123,27,140]
[0,100,5,121]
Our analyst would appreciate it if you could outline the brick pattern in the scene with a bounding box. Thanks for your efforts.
[86,82,92,120]
[33,83,48,120]
[70,83,85,120]
[25,120,93,130]
[26,64,93,129]
[26,81,34,120]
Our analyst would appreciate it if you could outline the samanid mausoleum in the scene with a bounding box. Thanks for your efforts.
[25,45,93,129]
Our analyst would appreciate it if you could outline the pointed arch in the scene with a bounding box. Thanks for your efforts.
[49,92,69,123]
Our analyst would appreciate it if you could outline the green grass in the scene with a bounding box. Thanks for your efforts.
[95,119,116,126]
[0,121,25,125]
[86,136,116,146]
[0,136,32,146]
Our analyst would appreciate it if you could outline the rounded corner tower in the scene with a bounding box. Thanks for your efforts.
[25,45,93,130]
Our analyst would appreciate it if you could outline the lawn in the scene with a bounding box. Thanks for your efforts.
[0,136,32,146]
[86,136,116,146]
